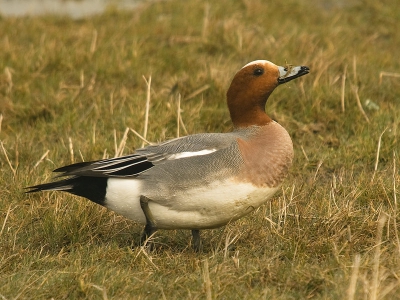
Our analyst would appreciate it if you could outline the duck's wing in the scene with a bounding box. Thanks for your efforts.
[48,133,238,178]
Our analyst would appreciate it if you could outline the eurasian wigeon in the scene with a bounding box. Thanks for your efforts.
[28,60,309,251]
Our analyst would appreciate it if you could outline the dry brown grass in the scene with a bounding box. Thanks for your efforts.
[1,0,400,298]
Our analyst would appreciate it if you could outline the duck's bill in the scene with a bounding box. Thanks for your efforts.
[278,65,310,84]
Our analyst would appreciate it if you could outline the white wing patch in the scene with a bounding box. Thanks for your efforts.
[167,149,217,160]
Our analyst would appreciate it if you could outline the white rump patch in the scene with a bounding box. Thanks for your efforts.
[105,178,145,223]
[241,60,275,69]
[167,149,217,160]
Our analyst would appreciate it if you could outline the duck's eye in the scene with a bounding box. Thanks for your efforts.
[253,68,264,76]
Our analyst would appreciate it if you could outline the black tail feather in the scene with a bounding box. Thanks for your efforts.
[26,179,74,193]
[27,176,108,205]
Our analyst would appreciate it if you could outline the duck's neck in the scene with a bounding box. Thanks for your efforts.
[228,94,273,128]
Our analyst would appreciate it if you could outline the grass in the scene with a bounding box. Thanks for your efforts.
[1,0,400,298]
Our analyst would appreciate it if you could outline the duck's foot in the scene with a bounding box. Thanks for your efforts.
[140,195,157,250]
[192,229,203,252]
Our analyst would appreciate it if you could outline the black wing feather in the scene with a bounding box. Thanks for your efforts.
[52,154,154,178]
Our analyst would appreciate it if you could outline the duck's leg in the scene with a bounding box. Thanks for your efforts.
[192,229,202,252]
[139,195,157,246]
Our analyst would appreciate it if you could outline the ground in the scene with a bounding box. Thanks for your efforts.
[0,0,400,299]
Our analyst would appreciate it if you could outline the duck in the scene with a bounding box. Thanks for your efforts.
[27,60,309,251]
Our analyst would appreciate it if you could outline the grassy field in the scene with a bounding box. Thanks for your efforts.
[1,0,400,298]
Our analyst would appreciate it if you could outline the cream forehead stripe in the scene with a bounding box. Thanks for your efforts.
[241,60,276,69]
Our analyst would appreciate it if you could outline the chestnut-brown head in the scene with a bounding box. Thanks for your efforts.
[227,60,309,128]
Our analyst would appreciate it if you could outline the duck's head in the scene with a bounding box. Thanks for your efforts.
[227,60,309,128]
